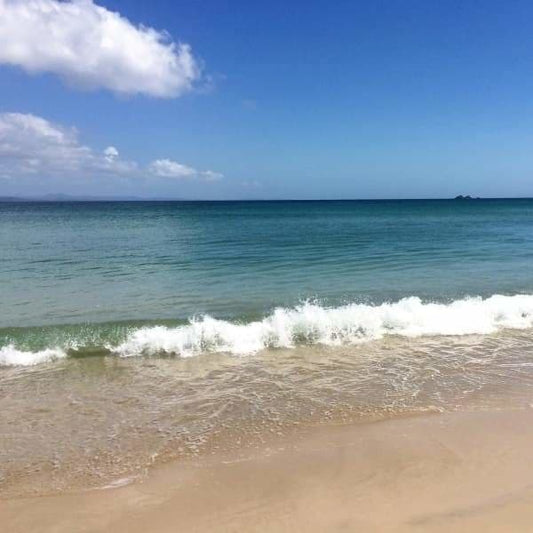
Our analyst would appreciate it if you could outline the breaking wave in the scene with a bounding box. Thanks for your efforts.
[2,294,533,366]
[0,345,67,367]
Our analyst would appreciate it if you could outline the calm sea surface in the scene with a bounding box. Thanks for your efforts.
[1,199,533,495]
[2,199,533,326]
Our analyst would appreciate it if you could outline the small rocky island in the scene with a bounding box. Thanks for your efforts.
[454,195,480,200]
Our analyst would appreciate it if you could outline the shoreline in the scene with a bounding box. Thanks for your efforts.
[3,407,533,532]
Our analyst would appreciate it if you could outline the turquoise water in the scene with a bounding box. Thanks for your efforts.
[2,199,533,495]
[1,199,533,362]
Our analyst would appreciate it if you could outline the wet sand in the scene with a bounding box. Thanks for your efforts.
[3,407,533,532]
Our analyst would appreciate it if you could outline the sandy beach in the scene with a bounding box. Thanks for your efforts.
[3,407,533,532]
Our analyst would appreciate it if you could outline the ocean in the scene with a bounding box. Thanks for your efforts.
[1,199,533,495]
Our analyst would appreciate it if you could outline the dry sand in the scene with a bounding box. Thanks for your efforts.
[3,408,533,532]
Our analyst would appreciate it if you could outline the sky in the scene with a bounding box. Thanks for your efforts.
[1,0,533,199]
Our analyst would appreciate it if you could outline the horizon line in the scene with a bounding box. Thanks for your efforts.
[1,195,533,203]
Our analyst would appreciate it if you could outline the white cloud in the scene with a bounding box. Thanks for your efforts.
[0,112,222,182]
[149,159,196,179]
[201,170,223,182]
[103,146,119,162]
[0,112,105,177]
[0,0,201,97]
[149,159,223,182]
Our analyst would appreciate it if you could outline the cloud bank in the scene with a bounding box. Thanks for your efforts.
[0,0,201,97]
[0,112,222,182]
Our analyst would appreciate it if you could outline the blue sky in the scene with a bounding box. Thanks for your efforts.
[1,0,533,199]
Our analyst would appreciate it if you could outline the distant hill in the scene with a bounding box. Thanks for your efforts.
[0,194,156,202]
[0,196,22,202]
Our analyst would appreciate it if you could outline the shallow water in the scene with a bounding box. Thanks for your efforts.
[3,330,533,496]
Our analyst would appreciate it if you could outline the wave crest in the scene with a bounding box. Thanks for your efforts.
[0,345,66,367]
[114,294,533,358]
[2,294,533,366]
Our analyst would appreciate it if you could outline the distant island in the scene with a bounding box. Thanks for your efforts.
[454,195,481,200]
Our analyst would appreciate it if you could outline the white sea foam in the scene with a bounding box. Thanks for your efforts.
[0,344,66,366]
[2,295,533,366]
[113,294,533,358]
